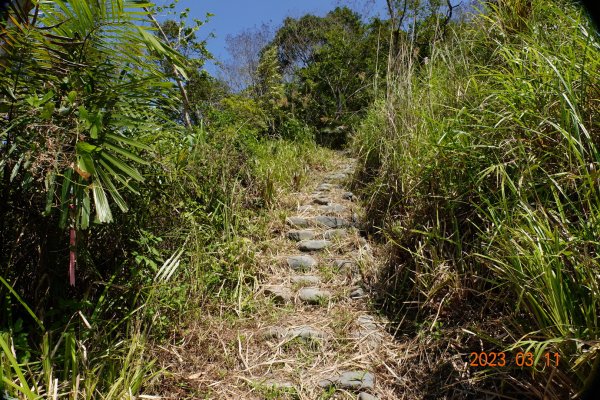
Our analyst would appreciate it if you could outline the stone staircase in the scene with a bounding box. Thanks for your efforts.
[247,159,394,399]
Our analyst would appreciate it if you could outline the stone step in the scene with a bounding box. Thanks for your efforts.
[287,229,316,241]
[286,216,309,228]
[298,239,331,252]
[359,392,378,400]
[318,371,375,391]
[287,255,317,271]
[319,204,346,213]
[324,173,348,182]
[263,286,293,304]
[298,287,331,304]
[314,216,350,229]
[323,229,347,240]
[316,183,335,192]
[290,275,321,285]
[313,197,331,205]
[263,326,326,342]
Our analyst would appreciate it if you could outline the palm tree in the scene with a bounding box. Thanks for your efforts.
[0,0,187,285]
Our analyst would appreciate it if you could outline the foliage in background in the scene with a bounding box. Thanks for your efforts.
[272,7,389,147]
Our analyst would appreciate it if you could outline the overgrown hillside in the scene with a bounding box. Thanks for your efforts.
[0,0,598,398]
[352,0,600,397]
[0,1,327,397]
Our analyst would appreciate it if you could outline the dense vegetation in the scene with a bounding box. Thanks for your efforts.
[0,0,598,398]
[353,0,600,397]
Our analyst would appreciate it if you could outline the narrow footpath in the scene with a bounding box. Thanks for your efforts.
[159,152,407,399]
[239,154,404,399]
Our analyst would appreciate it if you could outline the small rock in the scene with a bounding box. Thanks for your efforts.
[325,173,348,182]
[287,229,316,241]
[264,286,293,304]
[334,259,357,274]
[357,315,377,330]
[342,192,355,201]
[291,275,321,285]
[263,326,286,339]
[314,216,350,229]
[323,229,347,240]
[313,197,331,205]
[349,287,365,299]
[319,204,346,213]
[318,371,374,390]
[316,183,334,191]
[286,217,309,228]
[298,287,331,304]
[288,326,326,341]
[358,393,378,400]
[338,371,375,390]
[298,240,331,252]
[287,255,317,271]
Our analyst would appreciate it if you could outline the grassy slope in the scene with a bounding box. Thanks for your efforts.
[352,1,599,398]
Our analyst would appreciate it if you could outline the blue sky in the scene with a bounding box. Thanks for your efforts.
[156,0,386,75]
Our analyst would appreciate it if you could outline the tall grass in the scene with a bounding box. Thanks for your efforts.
[0,118,326,398]
[352,0,600,397]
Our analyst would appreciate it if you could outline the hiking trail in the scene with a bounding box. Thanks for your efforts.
[159,152,406,399]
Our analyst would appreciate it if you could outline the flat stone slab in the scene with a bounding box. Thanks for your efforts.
[313,197,330,205]
[291,275,321,285]
[263,286,293,304]
[323,229,348,240]
[287,255,317,271]
[287,229,316,241]
[319,204,346,213]
[318,371,375,390]
[359,393,378,400]
[298,240,331,252]
[298,287,331,304]
[286,217,309,228]
[314,216,350,229]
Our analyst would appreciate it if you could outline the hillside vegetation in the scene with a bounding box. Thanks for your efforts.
[0,0,598,398]
[353,0,600,397]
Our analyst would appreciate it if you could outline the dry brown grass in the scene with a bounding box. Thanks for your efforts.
[150,152,415,399]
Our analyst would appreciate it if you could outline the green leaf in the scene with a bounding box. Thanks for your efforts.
[99,151,145,182]
[59,169,73,229]
[105,133,152,151]
[91,179,113,223]
[80,188,91,229]
[76,141,100,154]
[97,168,129,213]
[0,334,39,399]
[102,141,150,165]
[77,152,96,176]
[44,171,56,216]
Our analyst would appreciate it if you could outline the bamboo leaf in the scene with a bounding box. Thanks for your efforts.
[91,179,113,223]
